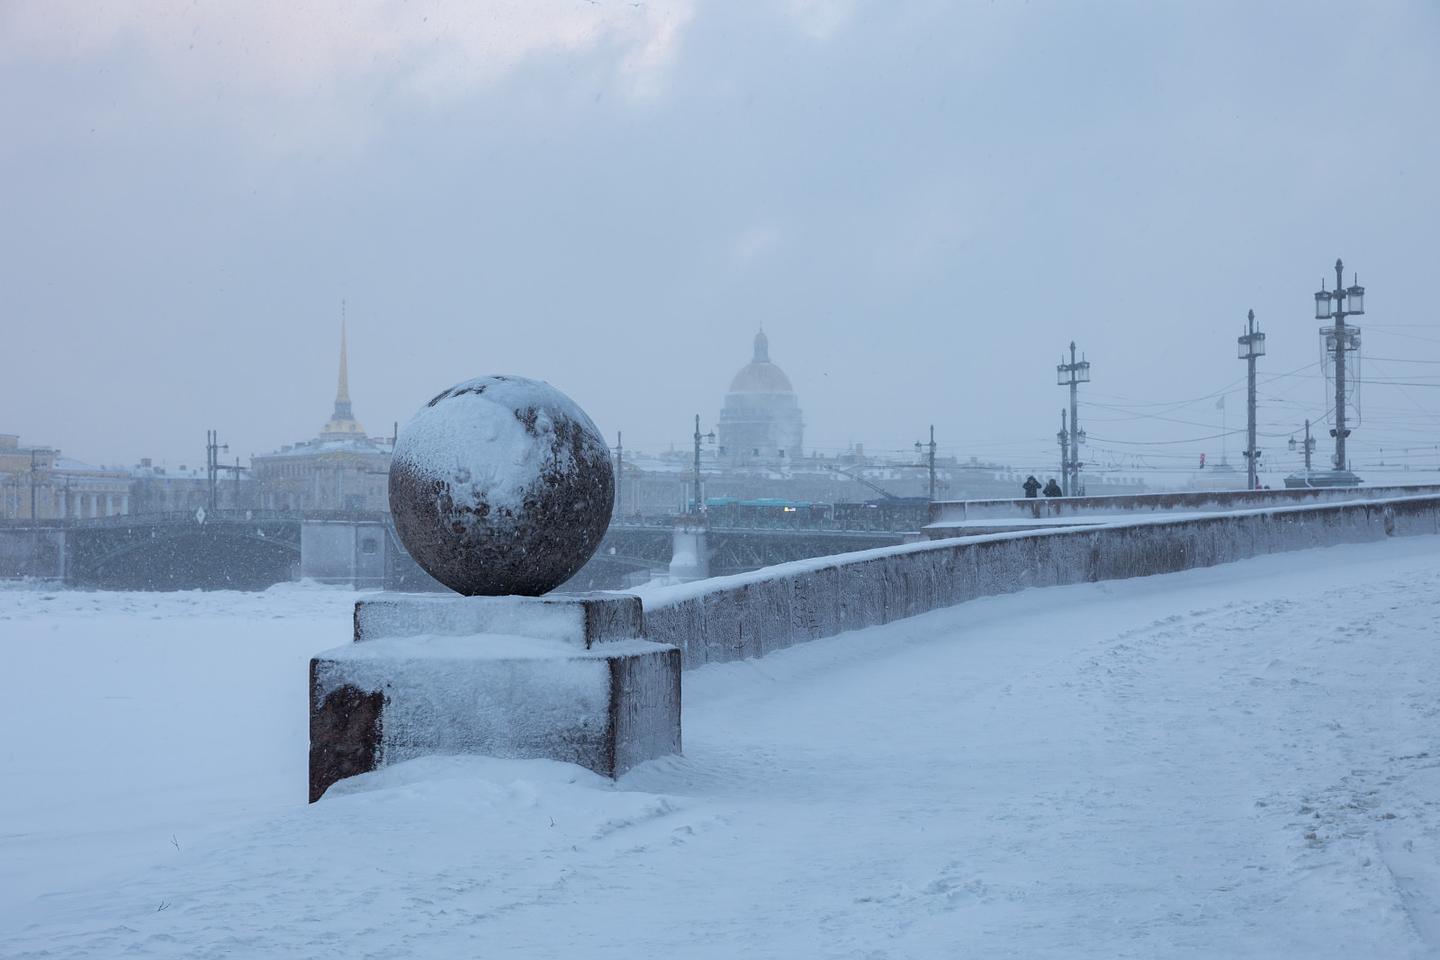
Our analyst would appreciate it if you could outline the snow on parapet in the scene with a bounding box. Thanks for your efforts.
[929,483,1440,526]
[354,593,643,649]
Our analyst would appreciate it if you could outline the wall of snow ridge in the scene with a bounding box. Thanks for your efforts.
[638,494,1440,670]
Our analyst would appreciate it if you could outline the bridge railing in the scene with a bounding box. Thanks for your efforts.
[0,509,394,530]
[1,509,920,535]
[3,508,920,535]
[607,514,922,535]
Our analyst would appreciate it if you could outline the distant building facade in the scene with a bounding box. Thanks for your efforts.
[0,435,55,519]
[0,434,135,519]
[128,458,254,515]
[251,321,393,513]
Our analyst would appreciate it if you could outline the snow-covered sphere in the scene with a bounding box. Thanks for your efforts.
[388,376,614,596]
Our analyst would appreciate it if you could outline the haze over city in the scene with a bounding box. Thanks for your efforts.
[3,0,1437,473]
[10,4,1440,959]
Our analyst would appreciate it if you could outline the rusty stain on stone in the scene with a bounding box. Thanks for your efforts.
[309,669,384,803]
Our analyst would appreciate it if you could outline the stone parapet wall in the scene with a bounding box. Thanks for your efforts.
[309,494,1438,799]
[640,495,1440,670]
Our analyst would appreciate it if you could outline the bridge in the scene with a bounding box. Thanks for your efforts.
[0,511,305,590]
[0,510,910,591]
[6,485,1436,591]
[380,519,908,592]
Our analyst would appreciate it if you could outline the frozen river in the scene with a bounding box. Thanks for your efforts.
[4,537,1440,958]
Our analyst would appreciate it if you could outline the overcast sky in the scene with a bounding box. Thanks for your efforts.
[3,0,1437,475]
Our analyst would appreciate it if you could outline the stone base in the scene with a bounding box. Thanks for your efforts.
[309,592,679,802]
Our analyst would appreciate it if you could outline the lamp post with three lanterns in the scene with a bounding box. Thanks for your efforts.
[1313,258,1365,476]
[1237,309,1266,490]
[1056,342,1090,496]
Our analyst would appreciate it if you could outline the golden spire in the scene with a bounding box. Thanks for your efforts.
[320,300,363,438]
[336,300,351,410]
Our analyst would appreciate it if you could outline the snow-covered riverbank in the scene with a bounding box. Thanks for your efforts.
[4,539,1440,958]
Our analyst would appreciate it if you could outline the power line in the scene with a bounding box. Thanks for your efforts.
[1087,430,1242,446]
[1080,401,1226,431]
[1082,360,1321,415]
[1367,329,1440,346]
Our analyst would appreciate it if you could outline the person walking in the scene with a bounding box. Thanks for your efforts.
[1042,478,1063,498]
[1023,475,1041,498]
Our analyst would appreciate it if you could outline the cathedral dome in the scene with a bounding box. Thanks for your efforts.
[718,329,804,465]
[727,330,796,395]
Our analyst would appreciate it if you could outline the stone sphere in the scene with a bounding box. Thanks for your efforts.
[388,376,614,596]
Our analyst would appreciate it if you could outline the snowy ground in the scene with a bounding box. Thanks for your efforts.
[4,539,1440,958]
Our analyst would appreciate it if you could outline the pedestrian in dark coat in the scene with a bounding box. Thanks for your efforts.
[1043,478,1063,498]
[1023,475,1041,498]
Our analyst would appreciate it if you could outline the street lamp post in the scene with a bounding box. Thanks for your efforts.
[691,415,714,515]
[614,431,624,519]
[206,430,230,513]
[1237,309,1266,490]
[1314,258,1365,474]
[1056,342,1090,496]
[913,425,937,501]
[1289,419,1316,473]
[1057,411,1068,492]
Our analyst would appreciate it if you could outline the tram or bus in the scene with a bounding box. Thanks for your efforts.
[678,496,929,531]
[692,497,834,528]
[831,497,931,531]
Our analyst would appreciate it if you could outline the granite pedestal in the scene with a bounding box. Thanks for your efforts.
[309,593,680,802]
